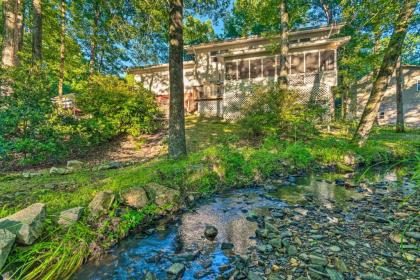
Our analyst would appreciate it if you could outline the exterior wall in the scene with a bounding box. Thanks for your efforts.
[355,66,420,127]
[130,25,346,119]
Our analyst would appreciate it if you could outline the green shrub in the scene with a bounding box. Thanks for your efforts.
[282,141,314,169]
[238,83,324,140]
[0,68,162,168]
[0,67,66,166]
[76,75,162,145]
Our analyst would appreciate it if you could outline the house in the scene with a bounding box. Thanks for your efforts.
[352,65,420,127]
[128,24,350,119]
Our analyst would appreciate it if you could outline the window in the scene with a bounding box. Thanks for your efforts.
[305,52,319,73]
[194,85,205,99]
[250,59,262,78]
[225,62,237,80]
[239,60,249,80]
[300,38,311,43]
[291,54,304,74]
[320,50,335,71]
[379,111,385,119]
[263,57,275,77]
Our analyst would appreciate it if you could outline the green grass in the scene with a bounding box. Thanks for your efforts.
[0,117,419,279]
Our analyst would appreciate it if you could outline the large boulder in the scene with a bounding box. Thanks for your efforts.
[144,183,180,208]
[58,207,84,226]
[0,229,15,270]
[88,191,115,216]
[0,203,46,245]
[66,160,84,171]
[122,187,149,209]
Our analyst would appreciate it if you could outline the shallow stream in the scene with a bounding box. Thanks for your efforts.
[73,167,415,280]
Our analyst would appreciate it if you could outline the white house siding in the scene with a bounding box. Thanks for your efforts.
[355,66,420,127]
[129,25,349,120]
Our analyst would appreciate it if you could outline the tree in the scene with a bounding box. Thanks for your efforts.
[353,0,416,146]
[32,0,42,61]
[278,0,289,87]
[168,0,187,159]
[2,0,20,67]
[88,0,100,79]
[58,0,65,102]
[395,57,404,132]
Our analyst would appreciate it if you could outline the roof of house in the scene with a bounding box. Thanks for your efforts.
[185,23,346,52]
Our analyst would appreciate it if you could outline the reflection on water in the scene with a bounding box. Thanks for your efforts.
[73,189,286,280]
[272,177,354,208]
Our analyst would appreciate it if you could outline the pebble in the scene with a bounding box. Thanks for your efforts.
[329,245,341,252]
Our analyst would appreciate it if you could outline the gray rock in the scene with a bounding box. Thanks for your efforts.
[58,207,84,226]
[67,160,84,170]
[204,225,218,240]
[256,228,269,238]
[376,266,393,276]
[0,229,15,270]
[0,203,46,245]
[359,273,383,280]
[329,245,341,252]
[88,191,115,216]
[309,254,328,266]
[143,271,157,280]
[308,267,329,279]
[122,187,149,209]
[345,239,357,247]
[144,183,180,208]
[280,230,293,238]
[265,222,279,234]
[166,263,185,279]
[334,258,348,272]
[405,231,420,240]
[248,271,264,280]
[326,268,344,280]
[269,238,282,249]
[22,172,43,178]
[287,245,297,256]
[257,244,273,254]
[49,167,70,175]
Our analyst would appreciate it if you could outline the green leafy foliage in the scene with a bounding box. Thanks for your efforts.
[77,75,162,144]
[0,68,161,168]
[238,84,324,140]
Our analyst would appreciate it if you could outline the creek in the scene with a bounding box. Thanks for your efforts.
[73,166,418,280]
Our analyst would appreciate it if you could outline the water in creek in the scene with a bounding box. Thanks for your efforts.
[73,167,413,280]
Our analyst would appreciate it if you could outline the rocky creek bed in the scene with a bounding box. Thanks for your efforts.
[73,170,419,280]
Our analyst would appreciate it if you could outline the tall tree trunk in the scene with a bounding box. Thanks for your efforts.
[319,0,332,25]
[278,0,289,87]
[353,0,416,146]
[342,86,348,120]
[89,2,100,80]
[17,0,25,52]
[2,0,19,67]
[168,0,187,159]
[58,0,66,103]
[32,0,42,62]
[395,57,404,132]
